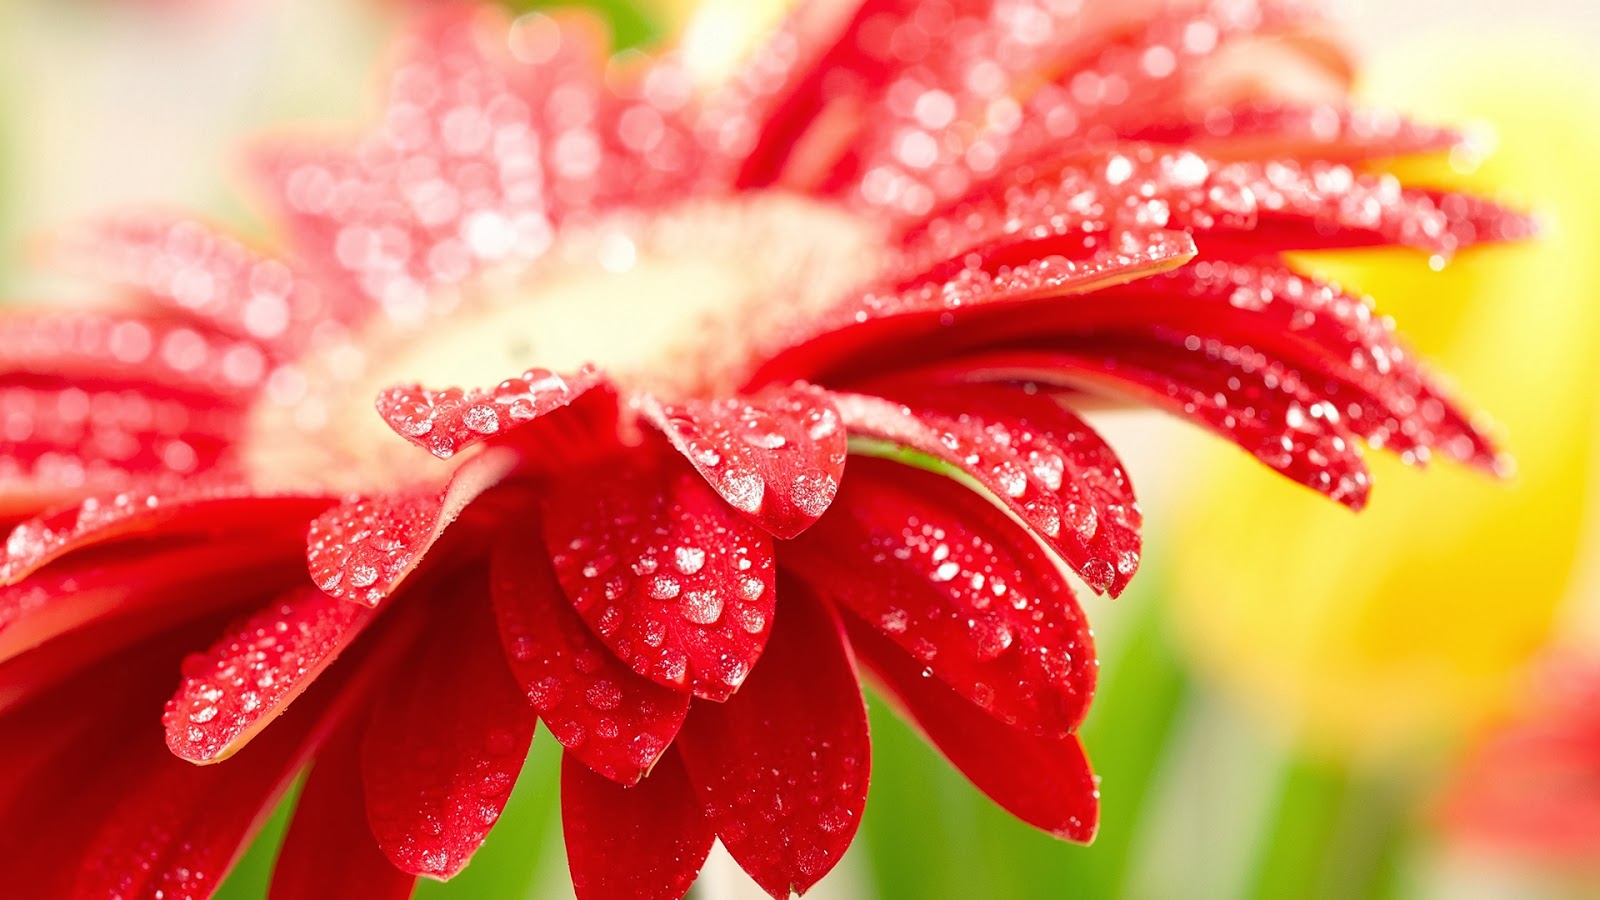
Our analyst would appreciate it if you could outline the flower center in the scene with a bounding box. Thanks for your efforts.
[246,192,883,489]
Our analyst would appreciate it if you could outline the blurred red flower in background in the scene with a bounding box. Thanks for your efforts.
[0,2,1528,898]
[1443,663,1600,862]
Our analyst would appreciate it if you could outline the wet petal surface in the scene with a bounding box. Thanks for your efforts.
[847,617,1099,842]
[561,749,713,900]
[789,457,1096,737]
[376,365,603,460]
[492,521,689,784]
[307,447,516,606]
[164,585,376,763]
[834,385,1140,594]
[676,584,869,899]
[640,384,847,539]
[361,585,537,880]
[542,450,776,701]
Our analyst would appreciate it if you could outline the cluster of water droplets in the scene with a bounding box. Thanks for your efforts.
[493,542,688,781]
[1171,259,1495,469]
[376,364,597,459]
[544,468,776,700]
[641,386,846,537]
[163,588,370,762]
[795,460,1095,734]
[834,391,1139,594]
[306,493,440,606]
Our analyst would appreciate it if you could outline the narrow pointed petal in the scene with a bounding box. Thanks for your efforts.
[307,447,516,606]
[966,340,1372,508]
[58,215,355,353]
[676,584,869,898]
[542,451,776,701]
[376,365,604,460]
[847,617,1099,842]
[1075,262,1503,470]
[491,521,690,784]
[832,386,1140,594]
[362,585,537,880]
[756,229,1196,386]
[272,721,416,900]
[788,457,1096,737]
[640,384,847,539]
[164,585,376,763]
[2,487,328,586]
[561,749,714,900]
[0,537,295,665]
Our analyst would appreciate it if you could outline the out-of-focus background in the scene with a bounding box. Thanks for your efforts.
[5,1,1600,898]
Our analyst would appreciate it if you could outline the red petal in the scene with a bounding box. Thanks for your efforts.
[307,447,516,606]
[164,585,377,763]
[0,383,244,500]
[58,215,356,353]
[73,678,338,899]
[675,582,869,898]
[561,748,714,900]
[846,616,1099,842]
[376,365,604,460]
[542,449,776,701]
[831,386,1140,594]
[788,456,1096,737]
[960,339,1373,508]
[491,520,689,784]
[756,229,1196,386]
[0,537,296,665]
[362,581,537,879]
[1075,262,1503,471]
[2,488,328,586]
[640,384,847,539]
[272,720,417,900]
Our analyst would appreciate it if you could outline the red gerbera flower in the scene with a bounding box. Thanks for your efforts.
[0,2,1528,898]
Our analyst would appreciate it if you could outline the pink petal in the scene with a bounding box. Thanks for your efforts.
[57,216,356,353]
[640,384,847,539]
[376,365,605,460]
[272,721,416,900]
[676,583,869,898]
[787,456,1096,738]
[561,749,714,900]
[831,385,1140,594]
[307,447,516,606]
[362,583,537,879]
[847,617,1099,842]
[0,309,273,399]
[491,520,690,784]
[1125,103,1460,163]
[164,585,377,763]
[542,450,776,701]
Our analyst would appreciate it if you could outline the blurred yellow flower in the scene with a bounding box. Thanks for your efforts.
[1169,34,1600,759]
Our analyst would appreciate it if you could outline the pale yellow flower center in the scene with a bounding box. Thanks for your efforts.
[245,192,883,490]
